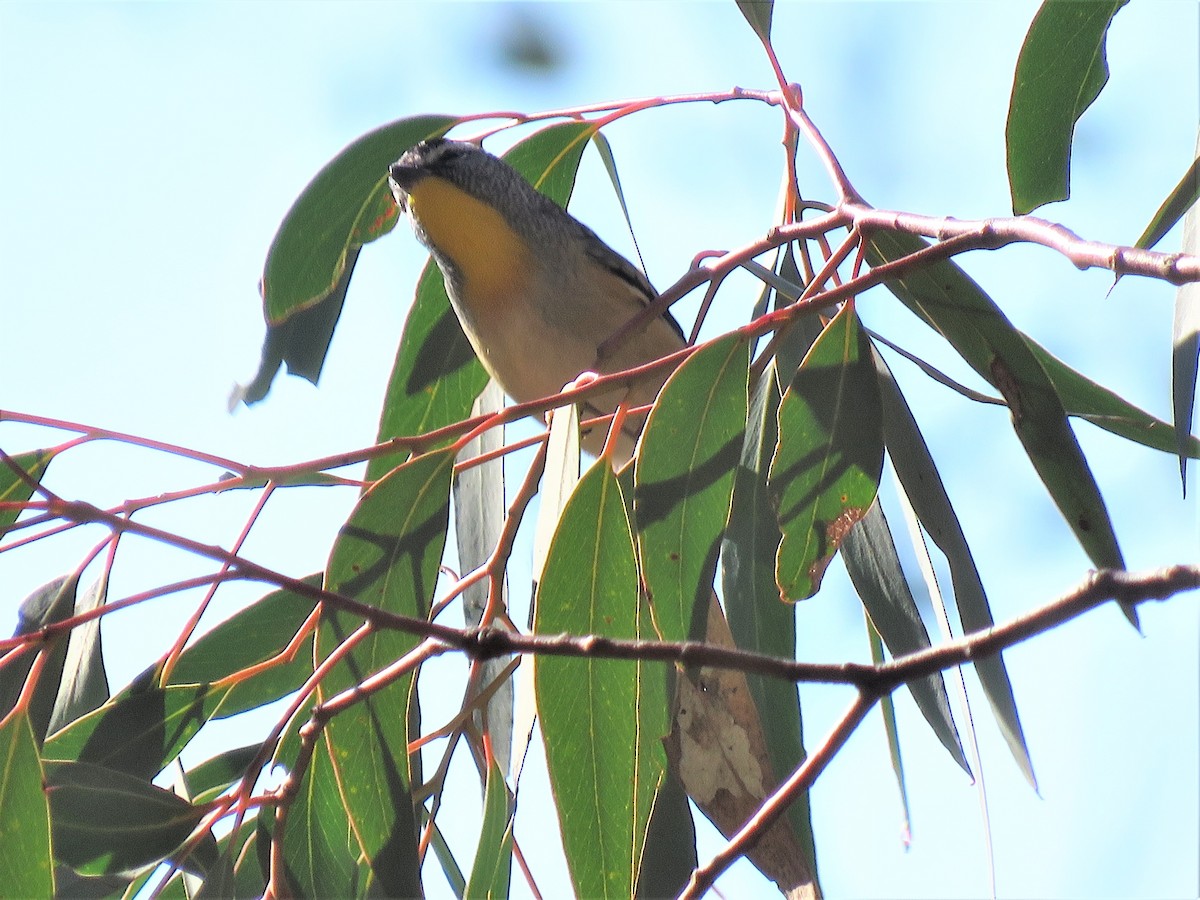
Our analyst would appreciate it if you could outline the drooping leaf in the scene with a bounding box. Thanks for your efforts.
[46,760,208,877]
[1028,334,1200,458]
[0,712,53,897]
[866,618,912,846]
[635,334,749,643]
[464,754,514,900]
[866,231,1129,624]
[1132,154,1200,253]
[454,382,514,774]
[535,460,666,900]
[241,115,459,403]
[1006,0,1129,213]
[736,0,774,42]
[770,303,884,601]
[317,448,455,897]
[262,113,457,321]
[842,501,968,774]
[592,131,647,274]
[0,448,54,541]
[0,574,78,743]
[424,808,468,899]
[722,361,820,882]
[1174,132,1200,494]
[874,347,1037,787]
[663,596,818,896]
[47,573,109,737]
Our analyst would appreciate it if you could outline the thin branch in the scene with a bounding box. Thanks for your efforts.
[847,204,1200,284]
[461,565,1199,689]
[682,692,876,899]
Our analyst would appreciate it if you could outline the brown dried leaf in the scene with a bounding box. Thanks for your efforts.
[664,593,819,898]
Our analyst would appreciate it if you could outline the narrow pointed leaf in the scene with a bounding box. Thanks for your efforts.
[464,754,514,900]
[1006,1,1129,213]
[1174,135,1200,493]
[635,334,749,643]
[866,231,1128,615]
[47,760,208,876]
[770,304,883,601]
[875,348,1036,786]
[1028,334,1200,457]
[736,0,773,42]
[0,448,54,540]
[0,712,52,897]
[0,574,78,743]
[455,383,514,774]
[47,574,109,736]
[843,502,968,773]
[868,620,913,846]
[1132,154,1200,252]
[535,461,666,900]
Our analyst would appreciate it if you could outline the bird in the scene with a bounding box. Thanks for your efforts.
[387,138,687,465]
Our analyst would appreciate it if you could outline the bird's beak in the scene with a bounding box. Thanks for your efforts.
[388,162,424,210]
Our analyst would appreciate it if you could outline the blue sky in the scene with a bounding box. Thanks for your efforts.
[1,2,1197,898]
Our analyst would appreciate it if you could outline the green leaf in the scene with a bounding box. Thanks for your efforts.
[367,261,489,480]
[464,754,514,900]
[503,121,596,207]
[770,304,883,601]
[865,619,911,845]
[736,0,773,42]
[367,121,596,481]
[866,231,1129,621]
[1029,335,1200,458]
[1175,134,1200,494]
[0,712,53,897]
[47,574,109,736]
[241,114,458,404]
[1132,154,1200,252]
[277,734,361,898]
[634,763,697,899]
[319,448,456,897]
[877,325,1200,458]
[635,334,749,643]
[721,362,819,881]
[263,114,457,321]
[0,574,79,743]
[167,576,321,719]
[535,460,666,900]
[44,676,225,780]
[424,808,467,899]
[592,132,645,268]
[47,760,208,877]
[875,348,1036,788]
[842,501,968,774]
[0,448,54,541]
[1006,0,1129,213]
[185,744,262,804]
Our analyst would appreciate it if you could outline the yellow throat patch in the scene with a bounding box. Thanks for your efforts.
[405,177,531,311]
